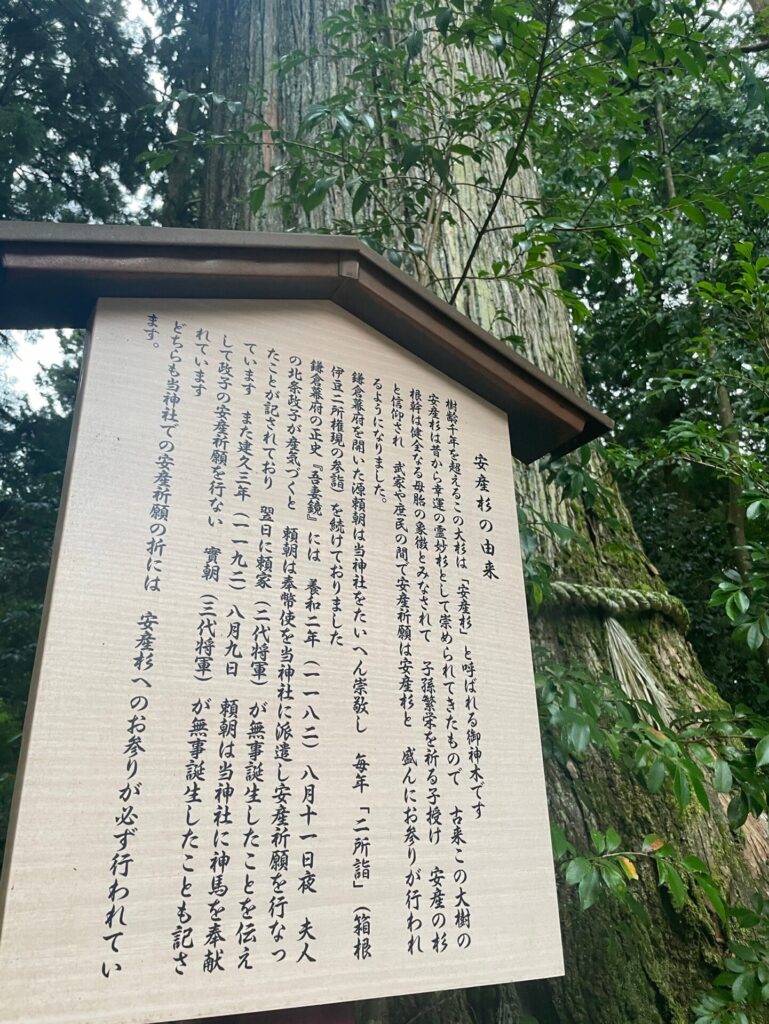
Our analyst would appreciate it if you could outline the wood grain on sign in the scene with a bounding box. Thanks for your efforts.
[0,299,563,1024]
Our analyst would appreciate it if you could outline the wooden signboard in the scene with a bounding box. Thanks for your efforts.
[0,296,565,1024]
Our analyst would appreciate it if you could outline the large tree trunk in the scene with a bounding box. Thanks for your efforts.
[174,3,769,1021]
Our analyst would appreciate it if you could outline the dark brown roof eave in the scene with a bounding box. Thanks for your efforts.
[0,221,612,463]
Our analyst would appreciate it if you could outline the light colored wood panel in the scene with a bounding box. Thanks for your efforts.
[0,300,562,1024]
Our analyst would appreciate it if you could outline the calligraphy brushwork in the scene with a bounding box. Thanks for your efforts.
[0,299,562,1024]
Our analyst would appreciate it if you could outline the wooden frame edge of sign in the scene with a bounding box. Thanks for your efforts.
[0,220,612,464]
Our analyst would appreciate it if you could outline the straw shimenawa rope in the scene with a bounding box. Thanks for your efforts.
[548,580,691,633]
[545,580,690,722]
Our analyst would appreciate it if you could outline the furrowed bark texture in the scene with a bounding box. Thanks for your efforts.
[184,3,769,1022]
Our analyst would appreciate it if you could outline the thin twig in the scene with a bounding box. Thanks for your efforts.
[448,0,558,304]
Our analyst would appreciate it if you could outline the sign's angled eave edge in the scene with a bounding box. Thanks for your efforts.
[0,219,363,253]
[353,245,611,436]
[0,220,612,453]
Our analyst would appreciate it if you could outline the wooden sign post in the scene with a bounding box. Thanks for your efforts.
[0,224,611,1024]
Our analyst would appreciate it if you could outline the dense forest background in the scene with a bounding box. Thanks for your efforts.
[2,1,769,1022]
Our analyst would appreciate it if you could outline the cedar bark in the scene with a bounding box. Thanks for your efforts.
[176,3,769,1021]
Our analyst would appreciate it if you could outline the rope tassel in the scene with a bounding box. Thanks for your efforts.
[605,616,673,725]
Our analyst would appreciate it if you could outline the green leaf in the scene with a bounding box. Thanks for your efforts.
[406,29,424,59]
[673,765,691,808]
[598,859,627,893]
[617,158,633,181]
[727,592,744,623]
[401,142,423,172]
[730,907,761,928]
[351,181,370,218]
[435,8,453,34]
[146,149,175,172]
[551,823,570,860]
[681,855,708,874]
[679,50,701,78]
[697,194,731,218]
[547,522,579,542]
[605,827,621,852]
[334,110,353,134]
[565,857,591,885]
[732,970,756,1003]
[658,860,687,911]
[646,758,666,793]
[578,867,602,910]
[686,764,710,812]
[756,734,769,767]
[249,184,267,214]
[671,198,707,226]
[569,720,591,754]
[747,621,764,652]
[731,942,758,962]
[727,792,749,829]
[713,759,733,793]
[696,875,728,926]
[450,143,479,159]
[302,175,337,212]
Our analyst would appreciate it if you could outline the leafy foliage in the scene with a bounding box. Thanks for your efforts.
[0,0,158,221]
[554,821,769,1023]
[538,657,769,824]
[600,243,769,706]
[541,652,769,1020]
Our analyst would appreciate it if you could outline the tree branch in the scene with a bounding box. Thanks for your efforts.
[448,0,557,305]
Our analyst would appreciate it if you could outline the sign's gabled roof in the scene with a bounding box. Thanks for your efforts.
[0,221,612,462]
